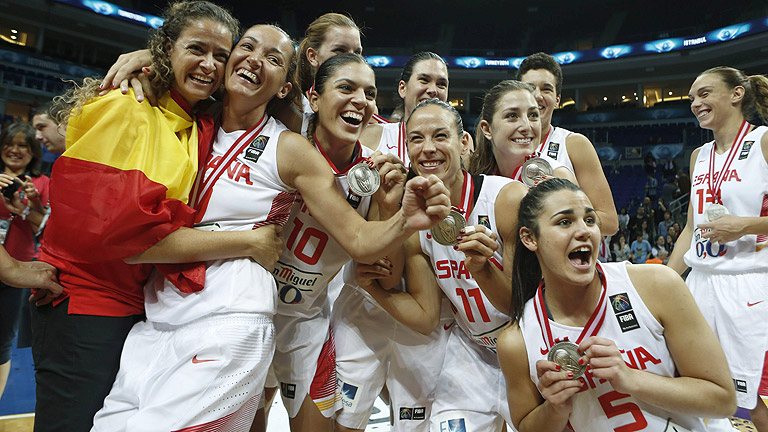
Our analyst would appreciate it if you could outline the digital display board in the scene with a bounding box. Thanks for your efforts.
[366,15,768,69]
[55,0,164,29]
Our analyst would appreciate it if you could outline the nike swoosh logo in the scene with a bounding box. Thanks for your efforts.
[540,347,549,355]
[192,355,218,364]
[747,300,764,307]
[443,322,454,331]
[386,144,397,149]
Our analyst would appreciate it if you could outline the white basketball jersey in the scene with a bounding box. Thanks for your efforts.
[519,262,709,431]
[300,94,314,139]
[684,125,768,272]
[273,142,374,318]
[145,116,296,325]
[376,121,410,167]
[419,173,514,352]
[537,126,574,173]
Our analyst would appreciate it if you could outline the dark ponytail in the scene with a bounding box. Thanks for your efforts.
[510,178,580,322]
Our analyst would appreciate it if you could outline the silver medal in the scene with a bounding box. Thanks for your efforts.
[547,340,586,379]
[704,203,729,223]
[347,162,380,197]
[520,157,554,187]
[430,209,466,246]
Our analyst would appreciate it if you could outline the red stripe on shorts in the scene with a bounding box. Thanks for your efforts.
[173,392,261,432]
[310,328,337,401]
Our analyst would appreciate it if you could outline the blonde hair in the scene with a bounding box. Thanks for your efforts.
[297,13,360,92]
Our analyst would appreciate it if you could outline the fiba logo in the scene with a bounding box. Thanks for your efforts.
[610,293,632,313]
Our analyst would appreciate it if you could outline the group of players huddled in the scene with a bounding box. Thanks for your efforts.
[14,1,768,431]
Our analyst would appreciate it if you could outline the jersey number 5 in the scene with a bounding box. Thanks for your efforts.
[598,390,648,432]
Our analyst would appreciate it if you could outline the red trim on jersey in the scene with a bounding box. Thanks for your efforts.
[253,191,297,229]
[172,392,261,431]
[758,194,768,244]
[708,120,751,205]
[371,113,390,124]
[314,137,367,175]
[458,171,475,220]
[192,115,270,219]
[489,257,503,271]
[398,121,407,164]
[310,328,337,401]
[534,263,608,350]
[537,126,554,154]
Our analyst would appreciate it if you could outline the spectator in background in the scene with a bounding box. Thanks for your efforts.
[661,157,677,179]
[654,197,667,225]
[617,207,629,234]
[644,151,657,176]
[0,123,50,400]
[642,196,656,222]
[644,174,658,199]
[661,176,680,206]
[630,232,652,263]
[612,234,631,262]
[32,101,68,174]
[634,219,655,243]
[658,210,673,239]
[652,235,667,259]
[666,233,676,253]
[628,205,648,235]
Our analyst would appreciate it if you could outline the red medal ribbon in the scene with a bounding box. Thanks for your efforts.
[456,171,475,221]
[534,263,608,352]
[707,120,751,205]
[511,152,541,182]
[537,127,553,153]
[314,136,367,175]
[190,114,270,220]
[398,121,407,165]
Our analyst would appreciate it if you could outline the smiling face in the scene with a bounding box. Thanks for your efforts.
[32,113,66,154]
[520,68,560,129]
[399,59,449,118]
[688,72,744,131]
[480,89,541,169]
[522,189,600,287]
[225,25,293,108]
[407,104,468,188]
[307,25,362,70]
[169,18,233,106]
[311,62,376,145]
[2,132,33,175]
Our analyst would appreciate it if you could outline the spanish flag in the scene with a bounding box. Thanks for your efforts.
[39,89,210,316]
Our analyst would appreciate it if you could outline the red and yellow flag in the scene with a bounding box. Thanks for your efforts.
[39,89,207,316]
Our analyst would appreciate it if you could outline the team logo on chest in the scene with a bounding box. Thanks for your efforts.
[477,215,491,230]
[739,141,754,160]
[547,141,560,159]
[243,135,269,163]
[609,293,640,332]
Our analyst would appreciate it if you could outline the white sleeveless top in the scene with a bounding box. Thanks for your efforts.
[376,121,410,167]
[146,116,296,325]
[419,173,515,352]
[273,141,374,318]
[684,125,768,272]
[537,126,574,173]
[519,262,710,431]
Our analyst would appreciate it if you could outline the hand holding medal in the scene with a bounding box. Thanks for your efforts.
[456,224,500,274]
[401,175,451,231]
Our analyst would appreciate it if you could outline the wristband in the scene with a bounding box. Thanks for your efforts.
[20,206,31,220]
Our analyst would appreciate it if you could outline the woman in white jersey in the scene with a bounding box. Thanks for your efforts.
[517,52,618,235]
[333,52,456,432]
[668,66,768,430]
[92,28,450,432]
[261,52,414,432]
[358,99,530,431]
[497,178,736,432]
